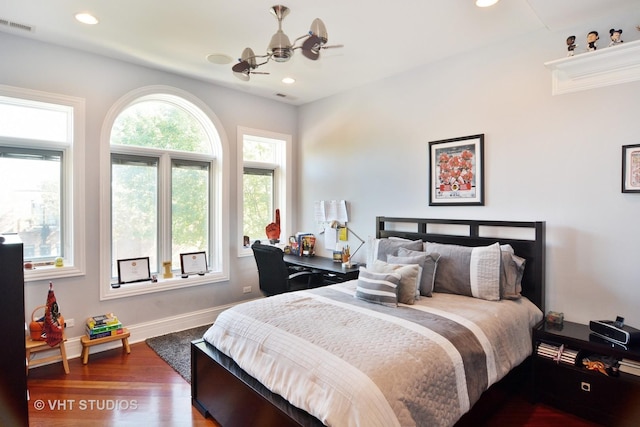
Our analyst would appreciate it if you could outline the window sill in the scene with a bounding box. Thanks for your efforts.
[24,265,84,283]
[238,246,253,257]
[100,271,227,301]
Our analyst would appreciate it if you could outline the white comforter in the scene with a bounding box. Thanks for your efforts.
[203,281,542,427]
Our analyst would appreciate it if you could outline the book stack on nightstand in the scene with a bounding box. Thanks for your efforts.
[85,313,124,340]
[536,342,579,365]
[619,358,640,376]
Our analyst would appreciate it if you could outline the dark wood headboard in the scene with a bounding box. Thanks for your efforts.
[376,217,546,312]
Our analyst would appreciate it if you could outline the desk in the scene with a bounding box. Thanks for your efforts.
[283,254,359,284]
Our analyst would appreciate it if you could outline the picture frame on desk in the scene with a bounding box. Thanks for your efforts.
[428,134,484,206]
[622,143,640,193]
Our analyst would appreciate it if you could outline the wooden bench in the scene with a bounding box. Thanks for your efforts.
[80,328,131,364]
[26,331,70,374]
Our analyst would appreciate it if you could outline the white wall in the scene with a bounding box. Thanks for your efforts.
[0,32,297,339]
[3,8,640,336]
[297,17,640,326]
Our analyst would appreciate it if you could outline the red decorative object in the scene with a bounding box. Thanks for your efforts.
[265,209,281,242]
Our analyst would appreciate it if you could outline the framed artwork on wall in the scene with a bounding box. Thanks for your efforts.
[622,144,640,193]
[428,134,484,206]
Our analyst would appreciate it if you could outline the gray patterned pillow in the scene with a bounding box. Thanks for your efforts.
[355,267,401,307]
[395,248,441,297]
[425,241,501,301]
[365,238,423,267]
[499,244,526,299]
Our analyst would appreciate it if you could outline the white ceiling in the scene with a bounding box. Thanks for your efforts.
[1,0,638,105]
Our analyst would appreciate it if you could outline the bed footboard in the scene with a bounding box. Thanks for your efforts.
[191,338,323,427]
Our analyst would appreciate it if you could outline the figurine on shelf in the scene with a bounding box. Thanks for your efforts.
[566,35,577,56]
[586,30,599,51]
[265,208,281,244]
[608,28,623,47]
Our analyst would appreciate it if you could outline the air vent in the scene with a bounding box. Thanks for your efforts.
[275,93,287,98]
[0,18,35,33]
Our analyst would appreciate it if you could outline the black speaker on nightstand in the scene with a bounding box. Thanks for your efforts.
[589,316,640,346]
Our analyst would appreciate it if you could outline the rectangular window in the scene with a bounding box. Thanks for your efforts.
[243,168,274,242]
[0,148,63,260]
[111,155,158,276]
[171,160,210,267]
[0,86,85,281]
[238,127,291,255]
[0,97,71,142]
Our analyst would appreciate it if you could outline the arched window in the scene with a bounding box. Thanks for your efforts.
[100,87,227,299]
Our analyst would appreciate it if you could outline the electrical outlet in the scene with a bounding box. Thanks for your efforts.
[243,286,252,294]
[66,318,75,328]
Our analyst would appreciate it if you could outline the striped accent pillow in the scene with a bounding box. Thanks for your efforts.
[355,267,401,307]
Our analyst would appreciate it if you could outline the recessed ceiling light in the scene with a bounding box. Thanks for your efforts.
[206,53,233,65]
[475,0,500,7]
[75,13,99,25]
[282,77,296,84]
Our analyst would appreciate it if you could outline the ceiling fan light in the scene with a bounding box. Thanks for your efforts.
[268,30,293,62]
[309,18,328,45]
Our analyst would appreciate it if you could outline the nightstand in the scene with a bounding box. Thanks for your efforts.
[533,320,640,426]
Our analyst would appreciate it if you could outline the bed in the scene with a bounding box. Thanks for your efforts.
[191,217,546,426]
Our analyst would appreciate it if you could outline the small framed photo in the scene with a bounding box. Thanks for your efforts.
[622,144,640,193]
[429,134,484,206]
[180,251,208,275]
[117,257,151,284]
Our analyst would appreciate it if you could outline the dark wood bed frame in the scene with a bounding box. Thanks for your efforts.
[191,217,546,427]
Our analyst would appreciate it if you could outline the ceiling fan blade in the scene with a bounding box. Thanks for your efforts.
[233,71,250,81]
[301,36,322,60]
[232,60,251,73]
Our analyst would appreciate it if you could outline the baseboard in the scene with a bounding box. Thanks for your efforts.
[27,301,241,368]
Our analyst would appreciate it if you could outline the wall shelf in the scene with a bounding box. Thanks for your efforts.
[544,39,640,95]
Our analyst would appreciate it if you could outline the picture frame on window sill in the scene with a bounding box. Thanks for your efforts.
[622,144,640,193]
[429,134,484,206]
[117,257,151,284]
[180,251,208,275]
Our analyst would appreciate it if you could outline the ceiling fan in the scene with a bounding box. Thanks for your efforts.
[232,5,343,81]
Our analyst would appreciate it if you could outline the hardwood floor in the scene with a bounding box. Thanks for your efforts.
[456,363,602,427]
[27,342,218,427]
[27,342,602,426]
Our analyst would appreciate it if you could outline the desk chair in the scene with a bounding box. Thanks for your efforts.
[251,242,322,296]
